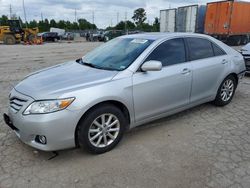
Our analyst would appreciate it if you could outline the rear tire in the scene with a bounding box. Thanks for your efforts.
[213,75,237,106]
[77,104,126,154]
[3,34,16,45]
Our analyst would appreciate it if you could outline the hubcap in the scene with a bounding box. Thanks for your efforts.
[220,79,234,102]
[88,113,120,148]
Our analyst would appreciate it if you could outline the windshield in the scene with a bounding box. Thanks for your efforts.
[82,38,153,71]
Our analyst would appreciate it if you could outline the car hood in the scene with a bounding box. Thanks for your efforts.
[242,43,250,51]
[15,61,118,99]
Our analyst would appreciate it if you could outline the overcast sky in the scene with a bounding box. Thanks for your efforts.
[0,0,250,28]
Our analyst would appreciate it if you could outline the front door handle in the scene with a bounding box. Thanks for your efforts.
[181,68,191,75]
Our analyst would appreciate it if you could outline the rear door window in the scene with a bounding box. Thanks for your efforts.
[212,43,226,56]
[145,38,186,67]
[186,38,214,61]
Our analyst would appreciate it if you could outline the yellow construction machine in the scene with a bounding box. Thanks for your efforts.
[0,20,39,44]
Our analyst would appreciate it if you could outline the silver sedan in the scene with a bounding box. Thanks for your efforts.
[4,33,246,154]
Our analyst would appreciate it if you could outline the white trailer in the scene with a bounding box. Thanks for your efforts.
[50,27,65,36]
[160,9,176,32]
[176,5,206,33]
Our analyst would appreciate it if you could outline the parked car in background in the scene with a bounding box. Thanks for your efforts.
[62,32,74,40]
[103,30,124,42]
[38,32,60,42]
[50,27,65,38]
[92,31,102,41]
[241,43,250,73]
[4,33,246,154]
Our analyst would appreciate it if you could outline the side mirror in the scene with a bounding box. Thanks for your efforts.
[141,60,162,72]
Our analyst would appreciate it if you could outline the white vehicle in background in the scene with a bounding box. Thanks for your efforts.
[160,9,176,32]
[62,32,74,40]
[241,43,250,73]
[50,27,65,38]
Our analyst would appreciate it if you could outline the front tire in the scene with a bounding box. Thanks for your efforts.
[3,35,16,45]
[77,104,126,154]
[213,75,237,106]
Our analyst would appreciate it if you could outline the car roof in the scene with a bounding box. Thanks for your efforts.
[121,32,210,41]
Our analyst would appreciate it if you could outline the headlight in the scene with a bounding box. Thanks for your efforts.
[23,98,75,115]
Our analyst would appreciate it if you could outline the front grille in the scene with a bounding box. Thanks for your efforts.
[9,97,27,113]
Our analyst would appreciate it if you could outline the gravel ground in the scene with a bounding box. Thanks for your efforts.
[0,41,250,188]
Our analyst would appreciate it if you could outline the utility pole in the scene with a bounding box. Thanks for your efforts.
[92,11,95,30]
[117,12,119,24]
[9,4,12,19]
[75,8,77,22]
[22,0,28,28]
[92,11,95,25]
[41,12,43,21]
[125,11,127,34]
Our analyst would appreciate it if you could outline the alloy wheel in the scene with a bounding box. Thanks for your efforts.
[220,79,234,102]
[88,113,120,148]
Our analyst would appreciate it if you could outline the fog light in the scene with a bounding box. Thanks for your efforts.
[36,135,47,144]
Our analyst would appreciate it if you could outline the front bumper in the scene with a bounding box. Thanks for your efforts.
[4,89,80,151]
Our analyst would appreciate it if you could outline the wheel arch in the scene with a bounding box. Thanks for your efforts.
[216,72,238,94]
[227,72,238,86]
[74,100,131,147]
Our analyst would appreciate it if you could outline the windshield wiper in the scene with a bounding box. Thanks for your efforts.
[76,58,98,68]
[76,58,118,71]
[82,62,98,68]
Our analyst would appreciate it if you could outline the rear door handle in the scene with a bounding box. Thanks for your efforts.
[222,59,228,64]
[181,68,191,75]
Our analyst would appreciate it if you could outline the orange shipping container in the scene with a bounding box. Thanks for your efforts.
[205,1,250,44]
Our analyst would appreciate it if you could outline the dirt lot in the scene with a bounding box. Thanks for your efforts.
[0,41,250,188]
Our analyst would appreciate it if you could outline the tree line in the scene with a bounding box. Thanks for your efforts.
[107,8,159,32]
[0,15,97,32]
[0,8,159,32]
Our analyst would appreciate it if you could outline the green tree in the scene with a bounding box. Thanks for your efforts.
[57,20,66,29]
[29,20,38,28]
[91,23,97,30]
[141,23,153,32]
[71,22,79,30]
[0,15,8,26]
[44,19,50,31]
[115,21,135,30]
[1,14,98,32]
[126,20,136,30]
[132,8,147,27]
[78,18,92,30]
[152,17,160,32]
[50,19,57,28]
[65,21,71,30]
